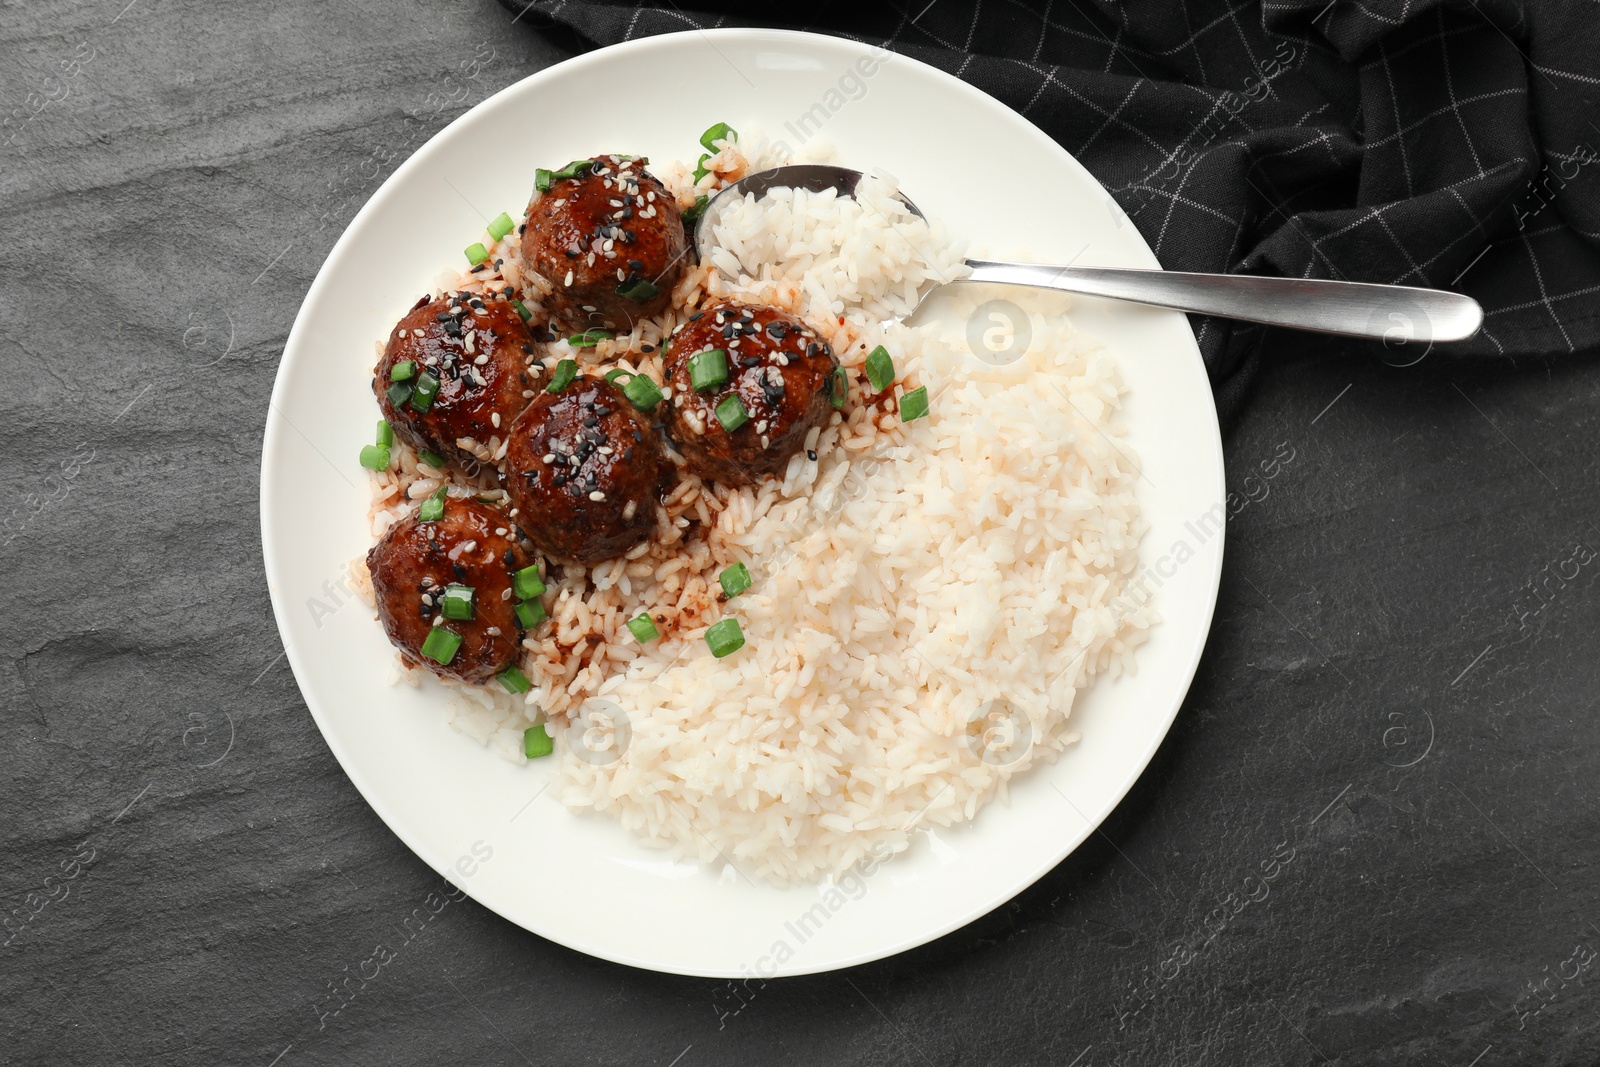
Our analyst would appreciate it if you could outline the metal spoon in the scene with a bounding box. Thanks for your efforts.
[693,165,1483,343]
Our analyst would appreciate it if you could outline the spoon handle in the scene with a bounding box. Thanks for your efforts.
[963,259,1483,343]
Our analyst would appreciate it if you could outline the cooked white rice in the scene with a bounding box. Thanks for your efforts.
[357,131,1152,884]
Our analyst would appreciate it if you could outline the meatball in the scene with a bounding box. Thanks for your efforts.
[662,302,839,486]
[503,375,671,564]
[519,154,686,331]
[366,497,533,685]
[374,292,535,474]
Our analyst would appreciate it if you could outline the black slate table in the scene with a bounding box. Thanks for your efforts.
[4,3,1598,1065]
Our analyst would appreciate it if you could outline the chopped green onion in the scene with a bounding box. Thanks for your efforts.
[391,360,416,382]
[386,381,413,407]
[829,366,848,410]
[464,242,489,266]
[375,420,394,448]
[693,154,713,183]
[555,159,593,181]
[622,373,663,412]
[605,368,632,385]
[440,584,475,621]
[514,598,546,629]
[418,485,447,522]
[513,565,547,601]
[626,613,660,642]
[567,329,611,348]
[523,724,553,758]
[688,348,728,392]
[705,618,745,658]
[864,345,895,392]
[487,212,515,241]
[616,276,660,303]
[682,194,710,223]
[499,665,531,694]
[410,370,441,412]
[535,168,554,193]
[419,450,446,468]
[900,385,930,422]
[714,393,748,432]
[511,299,532,322]
[699,122,737,151]
[358,444,390,471]
[546,358,578,393]
[719,562,752,599]
[420,627,462,665]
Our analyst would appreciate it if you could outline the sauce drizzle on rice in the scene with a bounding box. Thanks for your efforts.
[355,129,1152,884]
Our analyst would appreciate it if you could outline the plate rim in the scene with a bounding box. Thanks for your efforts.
[260,25,1226,977]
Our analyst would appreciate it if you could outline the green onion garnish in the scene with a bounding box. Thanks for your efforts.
[829,366,848,410]
[622,373,663,412]
[719,562,752,599]
[419,450,446,468]
[514,598,546,629]
[864,345,895,392]
[626,613,660,642]
[693,154,713,183]
[391,360,416,382]
[420,627,462,665]
[498,665,531,694]
[537,159,594,193]
[386,381,413,407]
[900,385,930,422]
[440,584,475,621]
[546,359,578,393]
[358,444,390,471]
[410,371,441,412]
[567,329,611,348]
[605,368,632,385]
[714,393,748,432]
[419,485,447,522]
[511,299,532,322]
[523,724,553,758]
[376,420,394,448]
[464,242,489,266]
[699,122,737,151]
[487,212,515,241]
[688,348,728,392]
[705,618,745,658]
[682,194,710,223]
[616,276,660,303]
[513,565,547,601]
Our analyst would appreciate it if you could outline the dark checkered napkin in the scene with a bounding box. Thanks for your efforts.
[499,0,1600,419]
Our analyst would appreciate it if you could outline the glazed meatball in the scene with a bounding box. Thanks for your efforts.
[503,375,671,564]
[366,497,533,685]
[662,302,839,486]
[520,154,686,331]
[374,292,535,474]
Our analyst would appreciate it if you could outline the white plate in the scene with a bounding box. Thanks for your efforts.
[261,28,1224,978]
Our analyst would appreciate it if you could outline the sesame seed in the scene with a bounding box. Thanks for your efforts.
[491,412,501,428]
[474,354,489,365]
[564,270,574,286]
[486,626,501,636]
[542,453,556,463]
[495,527,507,536]
[500,588,512,600]
[588,490,606,502]
[622,500,637,520]
[431,615,443,627]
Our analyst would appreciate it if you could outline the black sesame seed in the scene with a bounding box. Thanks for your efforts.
[631,429,643,442]
[628,259,644,271]
[807,450,818,461]
[768,322,788,339]
[640,343,654,353]
[583,416,599,428]
[688,311,703,321]
[435,312,453,322]
[469,264,487,273]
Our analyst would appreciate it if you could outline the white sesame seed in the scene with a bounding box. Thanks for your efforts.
[431,615,443,627]
[542,452,556,463]
[491,412,501,428]
[617,268,626,281]
[646,191,656,202]
[461,540,477,552]
[501,588,512,600]
[588,490,606,502]
[761,434,770,449]
[622,500,637,520]
[495,527,507,536]
[598,445,613,455]
[564,270,574,286]
[474,353,489,365]
[421,593,434,605]
[522,389,535,398]
[397,329,406,337]
[486,626,501,636]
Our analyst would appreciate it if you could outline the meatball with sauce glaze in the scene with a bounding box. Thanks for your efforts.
[662,302,839,487]
[503,374,671,565]
[374,291,536,474]
[519,154,686,331]
[366,496,533,685]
